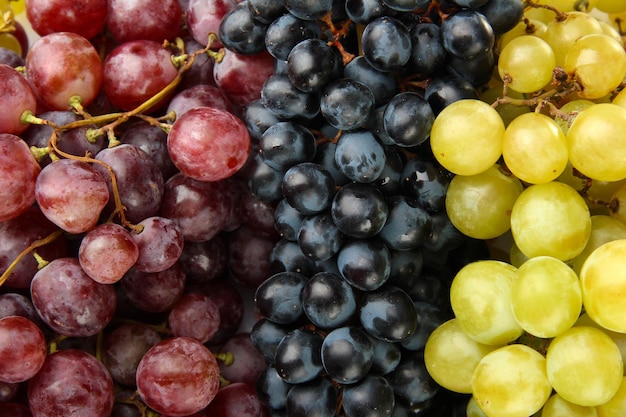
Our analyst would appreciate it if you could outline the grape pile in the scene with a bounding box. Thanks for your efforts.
[2,0,626,416]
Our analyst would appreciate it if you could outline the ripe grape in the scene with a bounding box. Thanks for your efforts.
[541,393,598,417]
[0,316,46,383]
[0,65,37,135]
[0,134,41,222]
[497,35,555,93]
[217,333,267,385]
[106,0,182,43]
[120,262,185,313]
[542,11,604,66]
[203,382,268,417]
[136,337,221,417]
[131,216,184,273]
[25,0,107,39]
[168,292,221,344]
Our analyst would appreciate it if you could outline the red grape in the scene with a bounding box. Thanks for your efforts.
[178,233,228,283]
[168,292,221,343]
[132,216,184,273]
[106,0,182,43]
[78,223,139,284]
[136,336,221,417]
[0,134,41,222]
[0,316,47,383]
[28,349,114,417]
[217,333,266,386]
[0,402,33,417]
[35,158,110,234]
[25,32,104,110]
[25,0,107,39]
[186,0,236,48]
[228,224,277,289]
[167,84,235,118]
[0,65,37,135]
[203,382,268,417]
[120,262,186,313]
[30,257,117,337]
[195,276,245,345]
[102,40,179,111]
[167,106,250,182]
[119,121,178,181]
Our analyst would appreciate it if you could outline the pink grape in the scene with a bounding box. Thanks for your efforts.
[78,223,139,284]
[30,257,117,337]
[0,65,37,135]
[166,84,235,118]
[0,134,41,222]
[167,106,251,182]
[195,276,245,345]
[186,0,236,48]
[25,0,107,39]
[119,121,178,180]
[132,216,184,273]
[120,262,186,313]
[203,382,268,417]
[35,158,110,234]
[0,316,47,383]
[168,292,221,343]
[217,333,266,386]
[106,0,182,43]
[25,32,104,110]
[28,349,114,417]
[103,40,179,111]
[136,336,221,417]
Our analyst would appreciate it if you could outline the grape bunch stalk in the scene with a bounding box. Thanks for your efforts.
[2,0,626,417]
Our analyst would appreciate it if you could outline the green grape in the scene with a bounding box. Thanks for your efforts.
[449,260,523,345]
[571,215,626,274]
[596,376,626,417]
[502,112,568,184]
[510,181,591,261]
[580,239,626,333]
[534,0,598,12]
[497,19,548,53]
[510,256,582,338]
[596,0,626,13]
[554,99,595,135]
[525,6,558,24]
[424,318,501,394]
[430,99,505,176]
[612,88,626,108]
[609,183,626,225]
[564,34,626,100]
[546,326,623,406]
[541,11,604,66]
[467,396,489,417]
[599,20,624,47]
[498,35,556,94]
[540,393,598,417]
[445,164,523,240]
[567,103,626,182]
[472,344,552,417]
[575,314,626,377]
[479,84,530,127]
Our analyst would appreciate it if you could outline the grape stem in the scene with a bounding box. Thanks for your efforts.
[0,229,64,288]
[523,0,568,21]
[492,70,580,110]
[320,11,355,66]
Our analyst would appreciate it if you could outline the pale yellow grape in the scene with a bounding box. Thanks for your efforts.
[511,256,582,338]
[445,164,523,240]
[449,260,522,345]
[541,11,604,66]
[612,88,626,108]
[467,397,489,417]
[599,21,624,47]
[546,326,623,406]
[567,103,626,182]
[498,35,555,94]
[472,344,552,417]
[571,215,626,274]
[423,318,501,394]
[502,112,568,184]
[525,6,557,24]
[564,34,626,100]
[609,183,626,225]
[497,19,548,53]
[479,84,529,127]
[596,0,626,13]
[533,0,598,12]
[540,393,598,417]
[576,314,626,376]
[554,99,595,135]
[580,239,626,333]
[596,376,626,417]
[510,181,591,261]
[430,99,505,176]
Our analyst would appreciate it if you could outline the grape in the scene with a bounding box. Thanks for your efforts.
[502,111,568,184]
[0,293,40,324]
[282,162,335,215]
[228,224,277,289]
[342,374,395,417]
[102,322,161,387]
[449,260,522,345]
[256,366,291,410]
[25,0,107,39]
[0,65,37,135]
[0,316,46,383]
[301,271,357,329]
[28,349,114,417]
[284,0,332,21]
[0,403,32,417]
[511,181,591,261]
[102,40,178,111]
[274,328,324,384]
[445,164,522,240]
[131,216,184,273]
[359,286,417,341]
[250,319,292,365]
[497,35,555,94]
[571,215,626,274]
[186,0,236,48]
[546,326,623,406]
[361,16,411,72]
[166,84,235,119]
[387,352,440,409]
[203,382,267,417]
[440,9,494,60]
[297,212,343,261]
[400,301,447,351]
[331,181,388,238]
[25,32,103,110]
[194,277,245,345]
[430,99,505,176]
[334,130,386,183]
[254,271,308,325]
[136,337,221,417]
[259,121,317,171]
[344,55,397,105]
[321,326,374,384]
[595,376,626,417]
[345,0,390,24]
[511,256,582,338]
[564,34,626,100]
[338,238,390,291]
[424,73,478,115]
[167,106,250,182]
[0,47,23,67]
[264,13,321,61]
[541,393,598,417]
[285,377,338,417]
[401,156,450,213]
[478,0,524,35]
[472,344,552,417]
[219,3,268,55]
[247,0,285,24]
[0,134,41,223]
[120,262,185,313]
[287,38,339,93]
[383,91,434,148]
[106,0,182,43]
[31,257,116,337]
[261,73,321,120]
[119,121,177,180]
[424,318,500,394]
[78,223,139,284]
[217,333,266,386]
[168,292,220,343]
[580,239,626,333]
[542,11,603,66]
[320,78,375,131]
